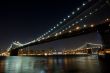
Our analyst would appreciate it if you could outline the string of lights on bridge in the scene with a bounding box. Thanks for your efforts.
[36,0,105,42]
[37,0,92,41]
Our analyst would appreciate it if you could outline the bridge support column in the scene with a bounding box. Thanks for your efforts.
[10,49,19,56]
[98,23,110,49]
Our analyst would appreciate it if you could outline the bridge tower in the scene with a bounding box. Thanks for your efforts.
[97,22,110,49]
[7,41,23,56]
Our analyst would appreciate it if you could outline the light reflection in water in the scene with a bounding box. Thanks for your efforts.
[0,55,110,73]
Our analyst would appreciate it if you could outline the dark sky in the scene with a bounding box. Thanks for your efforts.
[0,0,109,49]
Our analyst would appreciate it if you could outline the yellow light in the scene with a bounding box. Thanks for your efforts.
[44,53,48,56]
[76,26,80,30]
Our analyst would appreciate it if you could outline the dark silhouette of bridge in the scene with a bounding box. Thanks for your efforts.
[6,0,110,56]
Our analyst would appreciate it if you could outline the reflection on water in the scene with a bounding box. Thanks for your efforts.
[0,55,110,73]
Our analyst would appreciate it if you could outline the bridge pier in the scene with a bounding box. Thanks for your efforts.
[98,22,110,59]
[98,23,110,49]
[10,49,19,56]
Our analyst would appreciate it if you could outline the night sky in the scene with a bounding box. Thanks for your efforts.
[0,0,110,49]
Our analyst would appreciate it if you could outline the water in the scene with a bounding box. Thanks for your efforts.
[0,55,110,73]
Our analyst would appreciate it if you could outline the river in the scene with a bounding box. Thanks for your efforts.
[0,55,110,73]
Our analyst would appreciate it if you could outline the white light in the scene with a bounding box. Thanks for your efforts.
[49,31,50,33]
[89,12,92,15]
[60,21,62,24]
[57,24,59,27]
[72,12,75,15]
[77,8,80,11]
[68,15,70,18]
[54,27,56,29]
[105,18,109,21]
[64,19,66,21]
[83,3,86,6]
[84,25,87,28]
[62,30,65,32]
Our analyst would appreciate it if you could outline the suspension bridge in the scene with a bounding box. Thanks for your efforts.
[4,0,110,56]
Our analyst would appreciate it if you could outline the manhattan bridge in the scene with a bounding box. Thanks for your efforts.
[4,0,110,56]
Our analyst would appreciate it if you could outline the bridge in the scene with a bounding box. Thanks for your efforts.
[6,0,110,56]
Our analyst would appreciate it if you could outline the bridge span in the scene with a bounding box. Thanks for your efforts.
[8,21,110,56]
